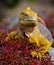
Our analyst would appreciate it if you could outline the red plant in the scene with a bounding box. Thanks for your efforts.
[0,30,53,65]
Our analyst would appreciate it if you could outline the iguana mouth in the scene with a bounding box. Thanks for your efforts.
[19,16,46,26]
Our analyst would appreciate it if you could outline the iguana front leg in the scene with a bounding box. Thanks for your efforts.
[29,33,51,59]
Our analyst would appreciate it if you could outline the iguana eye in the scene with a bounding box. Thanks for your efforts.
[24,14,28,16]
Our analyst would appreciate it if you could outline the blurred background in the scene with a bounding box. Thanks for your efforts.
[0,0,54,62]
[0,0,54,46]
[0,0,54,16]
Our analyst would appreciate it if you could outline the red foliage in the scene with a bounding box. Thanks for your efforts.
[0,30,53,65]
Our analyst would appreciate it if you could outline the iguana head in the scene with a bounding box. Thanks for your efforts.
[18,7,38,37]
[19,7,37,21]
[18,7,45,38]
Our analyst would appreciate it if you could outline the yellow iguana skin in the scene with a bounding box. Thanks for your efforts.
[5,7,51,59]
